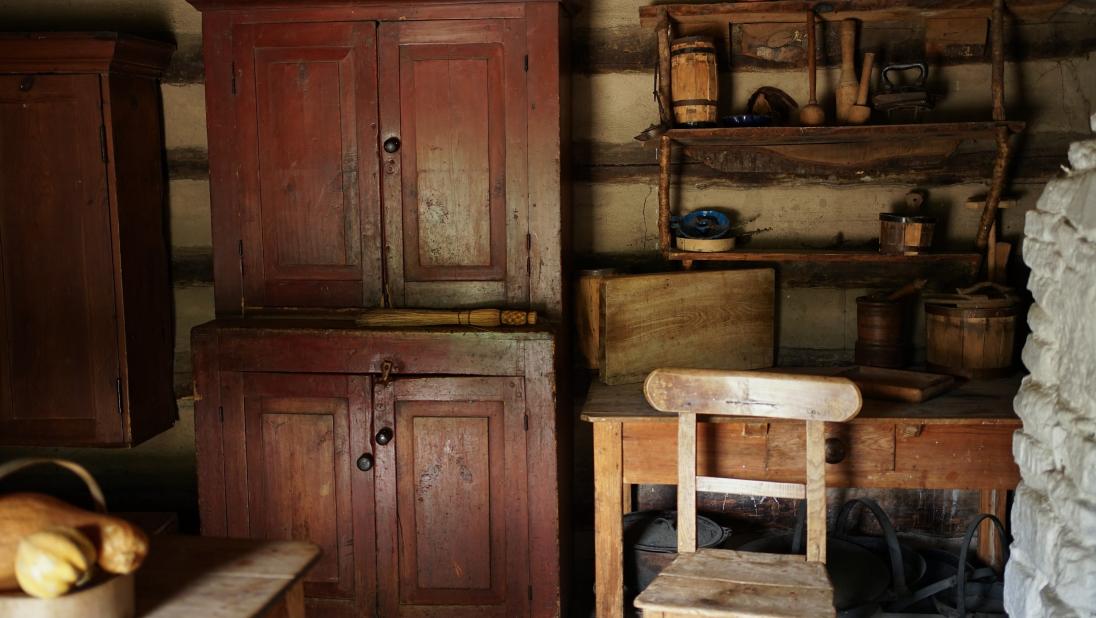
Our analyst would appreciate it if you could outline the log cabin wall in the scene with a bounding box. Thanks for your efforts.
[0,0,1092,527]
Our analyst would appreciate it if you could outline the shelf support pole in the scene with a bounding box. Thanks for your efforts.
[658,134,672,256]
[977,0,1009,252]
[656,11,673,126]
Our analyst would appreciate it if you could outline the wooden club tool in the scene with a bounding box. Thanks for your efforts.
[356,308,538,328]
[847,52,875,125]
[799,10,825,126]
[836,19,860,123]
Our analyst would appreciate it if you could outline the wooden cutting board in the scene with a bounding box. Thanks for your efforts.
[598,269,774,385]
[836,366,956,403]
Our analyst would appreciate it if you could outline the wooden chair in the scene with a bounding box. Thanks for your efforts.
[632,368,862,618]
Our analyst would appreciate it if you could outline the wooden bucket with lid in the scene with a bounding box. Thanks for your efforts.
[924,284,1019,378]
[670,36,718,127]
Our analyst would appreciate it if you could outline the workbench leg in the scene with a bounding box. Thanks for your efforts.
[594,422,625,618]
[979,488,1008,572]
[264,580,305,618]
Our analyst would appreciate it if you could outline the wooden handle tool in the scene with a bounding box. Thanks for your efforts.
[799,10,825,126]
[356,308,538,328]
[836,19,859,123]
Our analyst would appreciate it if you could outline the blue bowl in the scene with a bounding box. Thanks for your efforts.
[719,114,773,128]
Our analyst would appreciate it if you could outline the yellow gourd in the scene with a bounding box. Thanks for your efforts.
[0,493,149,591]
[14,526,97,598]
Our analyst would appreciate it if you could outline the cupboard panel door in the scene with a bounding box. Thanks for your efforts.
[374,377,529,617]
[233,22,382,309]
[226,373,376,615]
[0,74,122,444]
[379,20,528,309]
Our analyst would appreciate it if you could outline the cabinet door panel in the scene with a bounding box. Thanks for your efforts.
[379,20,528,308]
[0,74,121,444]
[225,373,375,616]
[234,22,382,309]
[374,377,528,617]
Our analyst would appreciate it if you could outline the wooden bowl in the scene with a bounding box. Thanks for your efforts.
[0,573,134,618]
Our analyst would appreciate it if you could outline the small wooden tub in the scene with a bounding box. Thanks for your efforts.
[879,213,935,255]
[855,296,910,368]
[670,36,718,127]
[925,302,1018,378]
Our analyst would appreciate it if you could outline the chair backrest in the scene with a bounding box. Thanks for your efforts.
[643,368,862,564]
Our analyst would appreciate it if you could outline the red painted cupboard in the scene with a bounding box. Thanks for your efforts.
[0,34,176,446]
[189,0,568,319]
[187,1,569,616]
[192,321,564,617]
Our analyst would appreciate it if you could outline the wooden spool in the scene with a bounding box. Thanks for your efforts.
[879,213,935,255]
[855,296,910,368]
[670,36,718,127]
[925,302,1017,378]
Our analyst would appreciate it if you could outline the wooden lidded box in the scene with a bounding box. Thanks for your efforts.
[0,33,176,446]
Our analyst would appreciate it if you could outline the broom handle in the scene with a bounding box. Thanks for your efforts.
[357,308,537,327]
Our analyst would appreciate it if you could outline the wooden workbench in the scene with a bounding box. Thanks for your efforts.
[136,536,319,617]
[582,373,1022,618]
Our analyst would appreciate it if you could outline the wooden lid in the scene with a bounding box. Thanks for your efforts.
[0,33,174,78]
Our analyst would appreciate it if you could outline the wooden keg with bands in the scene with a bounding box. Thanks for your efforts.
[670,36,718,127]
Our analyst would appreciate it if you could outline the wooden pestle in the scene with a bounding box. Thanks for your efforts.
[799,10,825,126]
[847,52,876,125]
[835,19,859,123]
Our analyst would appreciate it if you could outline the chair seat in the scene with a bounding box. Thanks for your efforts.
[633,549,835,618]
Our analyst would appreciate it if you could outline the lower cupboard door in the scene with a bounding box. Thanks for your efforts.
[373,377,529,617]
[228,372,376,618]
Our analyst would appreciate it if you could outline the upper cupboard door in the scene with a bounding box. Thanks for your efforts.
[0,74,122,445]
[378,20,529,308]
[233,22,382,309]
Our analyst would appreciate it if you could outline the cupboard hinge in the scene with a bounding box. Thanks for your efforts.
[218,406,224,423]
[526,233,532,275]
[115,378,123,416]
[98,125,108,163]
[528,585,533,600]
[238,239,244,257]
[523,55,529,72]
[523,414,528,431]
[230,61,237,95]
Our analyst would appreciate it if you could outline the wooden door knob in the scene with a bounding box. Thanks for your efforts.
[825,438,847,464]
[376,427,393,445]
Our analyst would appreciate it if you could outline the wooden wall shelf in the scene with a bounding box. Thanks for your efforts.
[639,0,1066,27]
[667,249,980,263]
[651,121,1024,148]
[669,250,982,288]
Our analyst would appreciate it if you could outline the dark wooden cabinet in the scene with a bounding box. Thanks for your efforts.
[0,34,176,446]
[191,0,567,319]
[192,321,562,617]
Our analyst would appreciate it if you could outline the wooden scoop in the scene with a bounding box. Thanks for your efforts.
[847,52,875,125]
[799,11,825,126]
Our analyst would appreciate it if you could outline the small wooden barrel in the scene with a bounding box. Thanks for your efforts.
[855,296,910,368]
[925,302,1018,378]
[879,214,935,255]
[670,36,718,127]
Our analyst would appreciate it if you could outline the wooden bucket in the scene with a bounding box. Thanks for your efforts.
[855,296,910,368]
[879,214,935,255]
[670,36,718,127]
[925,303,1018,378]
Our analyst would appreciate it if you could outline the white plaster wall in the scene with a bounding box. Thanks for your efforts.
[1006,114,1096,617]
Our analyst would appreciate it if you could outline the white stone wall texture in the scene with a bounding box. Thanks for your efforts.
[1006,113,1096,618]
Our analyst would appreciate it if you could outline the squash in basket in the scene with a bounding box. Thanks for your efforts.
[14,526,97,598]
